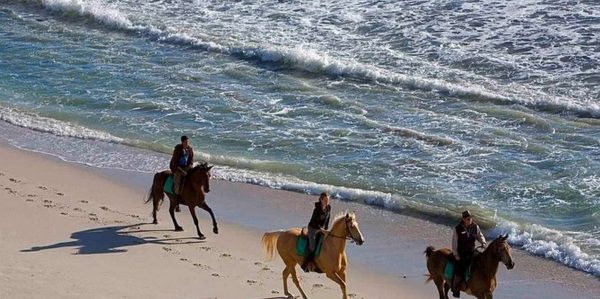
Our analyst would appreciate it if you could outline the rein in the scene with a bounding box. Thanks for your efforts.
[325,218,356,242]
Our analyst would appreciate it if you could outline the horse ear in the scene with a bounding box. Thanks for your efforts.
[345,213,349,218]
[208,165,214,171]
[503,234,509,240]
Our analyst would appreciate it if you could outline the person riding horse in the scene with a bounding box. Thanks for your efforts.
[301,192,331,273]
[451,210,487,298]
[170,135,194,196]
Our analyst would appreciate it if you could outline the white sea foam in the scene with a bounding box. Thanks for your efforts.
[0,106,123,143]
[489,221,600,277]
[42,0,132,28]
[30,0,600,117]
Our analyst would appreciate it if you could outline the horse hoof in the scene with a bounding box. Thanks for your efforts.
[213,227,219,234]
[175,227,184,232]
[152,220,158,225]
[198,234,206,240]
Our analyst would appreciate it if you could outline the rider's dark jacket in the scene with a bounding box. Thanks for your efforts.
[308,202,331,230]
[452,221,486,257]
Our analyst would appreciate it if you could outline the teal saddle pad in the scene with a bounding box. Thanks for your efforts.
[295,234,323,257]
[444,260,471,282]
[164,175,175,195]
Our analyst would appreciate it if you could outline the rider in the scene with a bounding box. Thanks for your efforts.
[170,135,194,196]
[301,192,331,273]
[451,210,487,298]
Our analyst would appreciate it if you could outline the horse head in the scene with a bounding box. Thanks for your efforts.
[489,234,515,270]
[341,212,365,245]
[190,163,213,193]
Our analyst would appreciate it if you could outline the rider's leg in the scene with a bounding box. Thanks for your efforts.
[173,171,183,195]
[301,226,317,272]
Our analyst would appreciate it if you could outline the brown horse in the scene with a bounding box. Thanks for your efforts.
[424,235,515,299]
[145,163,218,240]
[261,213,365,299]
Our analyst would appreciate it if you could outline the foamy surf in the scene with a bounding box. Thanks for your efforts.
[21,0,600,118]
[0,106,123,143]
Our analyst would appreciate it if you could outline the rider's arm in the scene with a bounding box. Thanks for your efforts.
[452,229,459,259]
[188,147,194,167]
[476,226,487,247]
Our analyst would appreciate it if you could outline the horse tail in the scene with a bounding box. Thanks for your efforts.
[144,172,166,210]
[424,246,435,258]
[261,231,281,261]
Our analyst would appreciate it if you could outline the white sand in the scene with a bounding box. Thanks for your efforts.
[1,142,599,298]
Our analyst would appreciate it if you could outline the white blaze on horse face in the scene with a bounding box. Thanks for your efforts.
[351,220,365,244]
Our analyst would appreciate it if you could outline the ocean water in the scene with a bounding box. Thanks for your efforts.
[1,0,599,276]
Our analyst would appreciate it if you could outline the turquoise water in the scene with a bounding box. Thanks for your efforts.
[0,0,599,276]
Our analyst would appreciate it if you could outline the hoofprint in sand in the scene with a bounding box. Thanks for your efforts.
[0,143,428,299]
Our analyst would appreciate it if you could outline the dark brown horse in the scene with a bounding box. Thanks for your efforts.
[424,235,515,299]
[145,163,218,240]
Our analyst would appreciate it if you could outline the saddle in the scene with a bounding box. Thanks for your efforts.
[444,259,473,283]
[164,174,186,197]
[296,228,324,273]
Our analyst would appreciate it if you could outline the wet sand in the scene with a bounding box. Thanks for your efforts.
[0,141,598,298]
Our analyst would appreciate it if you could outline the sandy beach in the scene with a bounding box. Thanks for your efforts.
[1,142,599,299]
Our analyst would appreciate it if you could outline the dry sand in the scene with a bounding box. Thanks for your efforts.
[1,142,599,298]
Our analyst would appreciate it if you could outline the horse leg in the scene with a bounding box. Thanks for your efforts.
[326,272,348,299]
[151,195,158,224]
[443,281,451,299]
[169,199,183,231]
[289,266,308,299]
[432,277,446,299]
[188,205,206,240]
[199,202,218,234]
[282,266,292,298]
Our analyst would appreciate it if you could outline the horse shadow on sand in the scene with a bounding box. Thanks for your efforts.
[21,223,204,254]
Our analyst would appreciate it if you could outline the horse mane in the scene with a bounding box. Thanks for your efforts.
[332,211,355,226]
[484,235,507,253]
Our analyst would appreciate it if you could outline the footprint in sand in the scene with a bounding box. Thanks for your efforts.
[89,216,99,221]
[73,207,82,212]
[199,246,212,251]
[219,253,231,258]
[5,187,17,195]
[271,290,279,294]
[348,294,359,298]
[100,206,109,211]
[27,194,36,197]
[180,258,188,261]
[38,186,48,190]
[56,192,64,196]
[162,247,172,252]
[254,262,263,266]
[9,178,21,183]
[80,200,88,203]
[246,280,257,285]
[60,212,68,216]
[211,273,220,277]
[193,263,210,270]
[26,199,34,202]
[313,284,324,288]
[262,267,270,271]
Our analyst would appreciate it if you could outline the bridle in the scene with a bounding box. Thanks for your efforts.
[327,217,359,243]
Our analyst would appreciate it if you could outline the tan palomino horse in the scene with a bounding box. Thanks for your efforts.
[145,163,218,240]
[261,213,365,299]
[424,235,515,299]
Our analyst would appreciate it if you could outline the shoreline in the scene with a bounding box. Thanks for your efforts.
[1,141,599,298]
